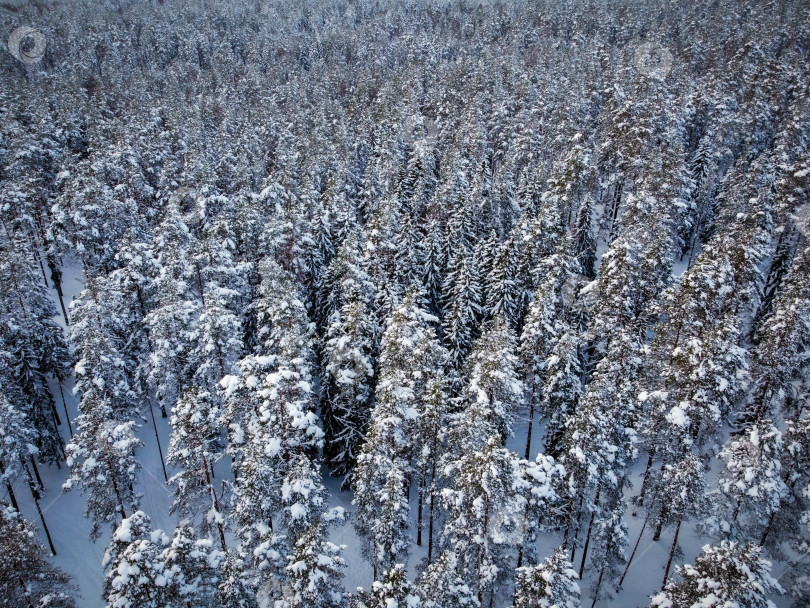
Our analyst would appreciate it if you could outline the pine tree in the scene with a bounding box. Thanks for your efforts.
[589,192,673,340]
[417,550,479,608]
[422,221,447,323]
[276,457,347,608]
[0,233,70,465]
[350,564,421,608]
[441,437,529,605]
[710,419,788,542]
[513,547,581,608]
[322,287,376,483]
[353,290,444,576]
[649,541,782,608]
[64,280,143,538]
[102,511,170,608]
[161,522,223,608]
[0,505,77,607]
[145,203,200,415]
[487,233,526,331]
[443,249,484,370]
[167,388,228,550]
[0,393,37,511]
[648,453,707,587]
[63,418,142,539]
[458,316,524,448]
[217,553,259,608]
[415,375,451,559]
[541,324,582,457]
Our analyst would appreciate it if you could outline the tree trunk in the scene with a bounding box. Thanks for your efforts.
[33,246,49,288]
[637,447,656,504]
[478,498,490,606]
[524,390,535,461]
[619,511,649,588]
[56,379,73,437]
[760,510,775,547]
[661,519,681,590]
[106,457,127,521]
[147,396,168,482]
[21,456,56,555]
[591,565,606,608]
[28,455,43,489]
[562,494,580,552]
[427,467,436,563]
[47,253,69,326]
[203,454,227,551]
[416,475,424,546]
[516,498,532,569]
[578,488,600,579]
[0,460,19,510]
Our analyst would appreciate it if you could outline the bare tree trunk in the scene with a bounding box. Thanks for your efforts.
[47,254,69,326]
[637,447,656,504]
[416,475,424,546]
[21,456,56,555]
[147,396,168,482]
[619,511,649,588]
[578,488,600,579]
[203,454,227,551]
[760,510,776,547]
[524,391,535,461]
[0,460,19,510]
[427,462,436,563]
[56,379,73,437]
[661,519,681,590]
[28,455,44,488]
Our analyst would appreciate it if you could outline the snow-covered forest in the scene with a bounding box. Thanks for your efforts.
[1,0,809,606]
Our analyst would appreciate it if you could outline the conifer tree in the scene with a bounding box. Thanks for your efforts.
[0,505,77,608]
[167,388,228,550]
[417,550,479,608]
[458,316,524,448]
[441,437,529,605]
[351,564,421,608]
[649,541,782,608]
[353,290,444,576]
[710,419,788,542]
[322,285,376,483]
[161,521,223,608]
[64,280,143,538]
[102,511,170,608]
[513,547,581,608]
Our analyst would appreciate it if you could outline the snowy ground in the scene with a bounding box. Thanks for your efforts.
[7,261,791,608]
